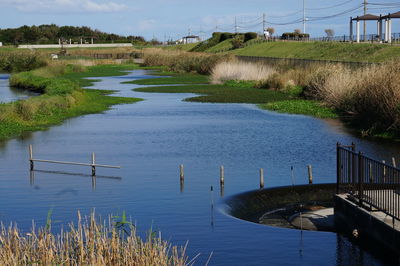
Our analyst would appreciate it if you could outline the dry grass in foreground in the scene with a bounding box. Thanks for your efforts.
[0,212,192,265]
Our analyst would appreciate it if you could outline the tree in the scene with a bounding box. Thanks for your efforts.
[294,29,302,34]
[325,29,335,39]
[266,27,275,36]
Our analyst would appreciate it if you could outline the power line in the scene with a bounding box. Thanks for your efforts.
[307,0,356,10]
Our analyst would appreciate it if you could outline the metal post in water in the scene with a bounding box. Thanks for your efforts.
[210,186,214,209]
[291,166,295,186]
[29,145,34,170]
[308,165,313,184]
[91,152,96,176]
[260,168,264,189]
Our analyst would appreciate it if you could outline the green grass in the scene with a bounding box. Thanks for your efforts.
[0,64,142,141]
[124,72,209,85]
[229,41,400,63]
[135,84,293,103]
[260,100,338,119]
[62,64,139,87]
[0,89,139,141]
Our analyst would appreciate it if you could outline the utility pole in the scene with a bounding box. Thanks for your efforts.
[303,0,306,33]
[364,0,367,41]
[235,17,238,33]
[263,13,266,32]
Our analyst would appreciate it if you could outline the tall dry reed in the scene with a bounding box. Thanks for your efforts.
[0,212,191,265]
[302,61,400,133]
[142,48,233,75]
[210,61,276,84]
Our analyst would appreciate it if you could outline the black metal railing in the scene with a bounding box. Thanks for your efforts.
[337,143,400,220]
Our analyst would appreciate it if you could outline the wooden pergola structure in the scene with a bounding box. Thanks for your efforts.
[350,11,400,43]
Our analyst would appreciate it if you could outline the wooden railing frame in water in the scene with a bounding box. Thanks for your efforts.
[28,145,120,176]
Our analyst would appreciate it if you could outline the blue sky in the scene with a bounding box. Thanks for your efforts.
[0,0,399,40]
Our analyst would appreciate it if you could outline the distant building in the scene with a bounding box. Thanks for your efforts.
[181,35,201,44]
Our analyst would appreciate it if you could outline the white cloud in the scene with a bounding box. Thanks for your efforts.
[0,0,127,13]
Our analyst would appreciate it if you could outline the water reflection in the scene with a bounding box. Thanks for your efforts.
[1,70,399,265]
[28,169,120,193]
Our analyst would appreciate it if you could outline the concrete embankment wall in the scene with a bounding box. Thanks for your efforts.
[334,195,400,254]
[225,184,336,223]
[18,43,132,49]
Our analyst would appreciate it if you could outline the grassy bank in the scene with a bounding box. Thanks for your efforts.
[0,63,141,141]
[230,41,400,63]
[130,71,336,118]
[0,212,189,265]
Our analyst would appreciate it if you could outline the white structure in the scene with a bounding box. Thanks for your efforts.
[181,35,201,44]
[263,29,270,40]
[0,42,2,47]
[18,43,132,49]
[350,11,399,43]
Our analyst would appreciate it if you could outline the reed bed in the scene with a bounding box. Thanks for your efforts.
[0,212,190,265]
[208,58,400,136]
[303,61,400,134]
[142,48,233,75]
[210,61,275,84]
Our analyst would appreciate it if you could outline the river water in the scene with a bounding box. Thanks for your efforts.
[0,70,399,265]
[0,73,39,103]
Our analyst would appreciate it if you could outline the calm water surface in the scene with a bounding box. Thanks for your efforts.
[0,73,39,103]
[1,70,399,265]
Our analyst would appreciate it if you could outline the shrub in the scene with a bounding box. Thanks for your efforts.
[244,32,258,42]
[231,36,244,49]
[0,51,47,72]
[281,32,310,40]
[191,32,235,52]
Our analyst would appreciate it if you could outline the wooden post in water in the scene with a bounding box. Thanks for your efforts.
[220,165,224,186]
[392,157,397,168]
[91,152,96,176]
[180,164,184,181]
[260,168,264,189]
[29,145,34,170]
[308,165,313,184]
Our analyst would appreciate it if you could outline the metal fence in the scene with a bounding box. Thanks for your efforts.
[254,32,400,44]
[236,55,373,69]
[337,143,400,221]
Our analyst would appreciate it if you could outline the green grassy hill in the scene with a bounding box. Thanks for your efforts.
[229,41,400,63]
[163,43,198,51]
[205,39,233,53]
